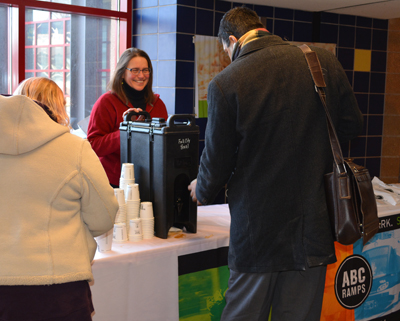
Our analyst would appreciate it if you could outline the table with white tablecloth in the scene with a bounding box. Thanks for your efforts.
[91,204,231,321]
[91,200,400,321]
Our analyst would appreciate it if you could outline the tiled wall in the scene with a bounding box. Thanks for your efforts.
[133,0,392,202]
[382,18,400,183]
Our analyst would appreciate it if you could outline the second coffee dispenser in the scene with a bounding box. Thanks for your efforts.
[120,113,199,239]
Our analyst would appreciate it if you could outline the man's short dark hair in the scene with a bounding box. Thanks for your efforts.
[218,6,265,46]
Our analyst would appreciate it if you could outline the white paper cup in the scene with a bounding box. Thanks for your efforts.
[96,229,113,252]
[129,234,143,242]
[125,183,140,201]
[113,223,128,242]
[141,217,154,239]
[129,218,142,235]
[120,178,135,193]
[140,202,154,219]
[114,188,126,206]
[121,163,135,180]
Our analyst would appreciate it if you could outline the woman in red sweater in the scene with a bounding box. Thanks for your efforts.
[87,48,168,186]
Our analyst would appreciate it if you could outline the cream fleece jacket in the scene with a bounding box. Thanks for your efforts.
[0,95,119,285]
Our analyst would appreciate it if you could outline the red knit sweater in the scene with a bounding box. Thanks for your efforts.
[87,92,168,186]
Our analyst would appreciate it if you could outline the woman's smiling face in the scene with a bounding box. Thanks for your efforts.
[122,56,150,91]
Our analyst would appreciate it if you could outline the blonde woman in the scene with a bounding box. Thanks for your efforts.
[0,91,118,319]
[14,77,70,128]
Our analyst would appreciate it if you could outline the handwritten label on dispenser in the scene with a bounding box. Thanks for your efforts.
[178,138,190,150]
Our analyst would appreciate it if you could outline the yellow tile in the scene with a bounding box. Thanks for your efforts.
[354,49,371,72]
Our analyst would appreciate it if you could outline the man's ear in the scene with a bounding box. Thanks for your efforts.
[228,35,238,46]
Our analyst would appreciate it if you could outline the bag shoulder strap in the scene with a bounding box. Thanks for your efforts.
[298,44,346,174]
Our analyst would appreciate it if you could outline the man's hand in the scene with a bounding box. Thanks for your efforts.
[188,179,202,205]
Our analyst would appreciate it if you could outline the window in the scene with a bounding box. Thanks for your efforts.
[0,0,131,128]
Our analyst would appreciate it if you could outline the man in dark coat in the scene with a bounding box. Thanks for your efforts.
[188,6,363,321]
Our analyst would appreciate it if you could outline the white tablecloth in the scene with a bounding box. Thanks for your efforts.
[91,204,230,321]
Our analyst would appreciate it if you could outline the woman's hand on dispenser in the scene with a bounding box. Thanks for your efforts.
[123,108,144,121]
[188,179,202,205]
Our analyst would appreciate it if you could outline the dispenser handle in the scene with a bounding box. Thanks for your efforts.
[166,114,196,128]
[124,110,152,122]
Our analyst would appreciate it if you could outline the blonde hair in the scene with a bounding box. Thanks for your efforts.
[14,77,70,127]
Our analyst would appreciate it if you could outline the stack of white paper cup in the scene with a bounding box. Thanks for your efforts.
[114,188,127,224]
[125,183,141,234]
[96,228,113,252]
[120,163,135,192]
[113,223,128,242]
[140,202,154,239]
[129,218,143,242]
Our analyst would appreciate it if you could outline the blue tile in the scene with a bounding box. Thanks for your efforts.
[158,60,176,87]
[254,5,273,18]
[355,93,368,114]
[370,72,386,94]
[159,5,177,33]
[196,9,214,36]
[196,117,207,140]
[293,22,312,42]
[274,20,293,41]
[215,0,231,12]
[141,7,159,34]
[356,16,372,28]
[340,14,356,26]
[159,0,177,4]
[275,7,293,20]
[362,115,368,135]
[294,10,313,23]
[367,115,383,136]
[133,9,141,34]
[321,12,338,24]
[366,136,382,157]
[176,33,194,61]
[369,94,384,114]
[176,61,194,88]
[372,29,388,51]
[175,88,195,114]
[355,27,371,50]
[267,19,274,34]
[158,33,176,60]
[214,11,224,36]
[345,70,353,86]
[337,48,354,70]
[132,35,141,47]
[353,72,370,93]
[320,23,338,44]
[371,51,387,72]
[349,136,366,158]
[155,87,176,115]
[338,25,355,48]
[373,19,388,30]
[365,158,381,178]
[141,34,158,60]
[177,6,195,33]
[177,0,195,5]
[197,0,214,10]
[152,60,158,87]
[136,0,158,8]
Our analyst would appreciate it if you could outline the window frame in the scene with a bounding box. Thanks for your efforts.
[0,0,131,91]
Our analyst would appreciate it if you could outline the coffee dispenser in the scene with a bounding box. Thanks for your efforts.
[120,113,199,239]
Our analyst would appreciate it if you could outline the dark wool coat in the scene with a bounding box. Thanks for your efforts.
[196,34,363,273]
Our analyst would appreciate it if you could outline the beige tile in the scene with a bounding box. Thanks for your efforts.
[382,136,400,156]
[386,73,400,94]
[383,115,400,135]
[380,156,400,177]
[384,94,400,115]
[387,52,400,73]
[388,31,400,52]
[389,18,400,31]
